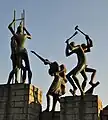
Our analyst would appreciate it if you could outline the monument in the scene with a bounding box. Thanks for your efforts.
[0,10,103,120]
[7,10,32,84]
[0,10,42,120]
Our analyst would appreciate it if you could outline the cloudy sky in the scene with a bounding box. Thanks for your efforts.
[0,1,108,110]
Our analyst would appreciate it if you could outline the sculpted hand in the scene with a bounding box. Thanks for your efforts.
[44,59,50,65]
[65,39,69,44]
[85,35,90,40]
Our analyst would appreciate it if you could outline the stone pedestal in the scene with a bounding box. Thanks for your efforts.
[0,83,42,120]
[60,95,102,120]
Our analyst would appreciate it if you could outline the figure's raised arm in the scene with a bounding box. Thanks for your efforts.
[65,41,77,57]
[82,35,93,52]
[8,19,15,35]
[65,42,72,57]
[23,27,32,39]
[85,35,93,47]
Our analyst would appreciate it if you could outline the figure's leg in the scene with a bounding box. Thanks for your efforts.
[85,82,100,95]
[81,70,88,91]
[7,55,17,84]
[51,95,59,112]
[23,70,26,83]
[85,67,96,85]
[21,64,26,83]
[23,52,32,84]
[16,55,22,83]
[72,75,84,96]
[7,69,15,84]
[66,71,77,96]
[44,93,50,112]
[61,84,66,95]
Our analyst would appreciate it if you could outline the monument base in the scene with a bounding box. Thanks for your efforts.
[0,83,42,120]
[60,95,102,120]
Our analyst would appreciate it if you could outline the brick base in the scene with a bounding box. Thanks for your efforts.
[0,83,42,120]
[60,95,102,120]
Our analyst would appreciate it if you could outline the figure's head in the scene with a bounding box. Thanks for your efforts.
[60,64,66,73]
[81,43,86,49]
[16,22,23,34]
[70,41,75,47]
[48,61,59,76]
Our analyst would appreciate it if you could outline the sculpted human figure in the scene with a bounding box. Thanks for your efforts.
[7,34,26,84]
[74,25,100,90]
[7,33,18,84]
[65,40,86,96]
[31,51,67,112]
[81,35,99,87]
[66,35,100,96]
[44,61,67,112]
[8,19,32,84]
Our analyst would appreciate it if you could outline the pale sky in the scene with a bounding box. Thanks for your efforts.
[0,1,108,110]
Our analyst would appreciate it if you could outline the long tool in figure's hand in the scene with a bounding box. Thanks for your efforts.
[75,25,93,41]
[65,31,78,43]
[75,25,87,36]
[31,50,51,65]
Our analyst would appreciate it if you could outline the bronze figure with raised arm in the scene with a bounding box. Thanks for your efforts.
[81,35,100,87]
[7,30,26,84]
[31,51,67,112]
[75,25,100,89]
[7,19,32,84]
[65,40,86,96]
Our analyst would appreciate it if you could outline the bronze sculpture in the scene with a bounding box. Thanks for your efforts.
[65,40,86,96]
[31,51,67,111]
[66,26,100,96]
[75,25,100,87]
[7,10,32,84]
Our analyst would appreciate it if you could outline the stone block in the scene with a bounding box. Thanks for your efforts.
[61,114,78,120]
[12,114,27,119]
[14,101,26,107]
[0,96,7,102]
[11,83,27,90]
[83,113,93,120]
[40,111,60,120]
[0,108,5,114]
[11,96,25,102]
[10,107,24,114]
[11,89,28,96]
[85,107,97,114]
[0,102,6,109]
[84,95,97,102]
[84,101,92,107]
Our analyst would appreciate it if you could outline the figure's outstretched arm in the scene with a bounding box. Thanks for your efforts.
[23,27,32,39]
[8,19,15,35]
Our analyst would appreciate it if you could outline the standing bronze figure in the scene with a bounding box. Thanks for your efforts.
[66,26,100,96]
[65,40,86,96]
[31,51,67,112]
[7,10,32,84]
[75,25,100,87]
